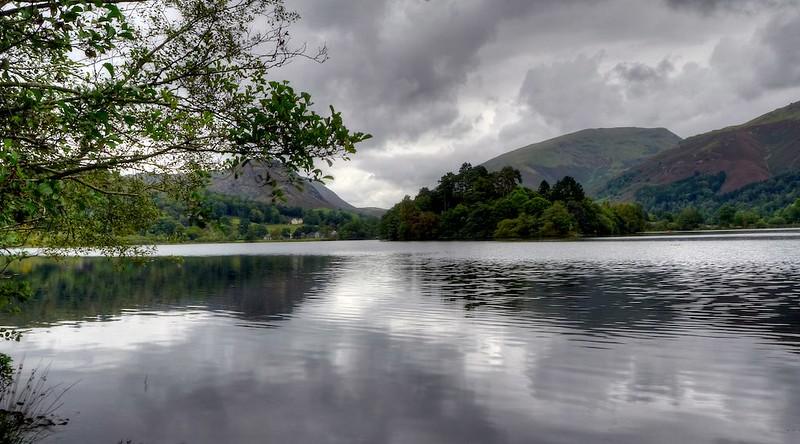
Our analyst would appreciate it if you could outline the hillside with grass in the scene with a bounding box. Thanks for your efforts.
[208,162,384,216]
[481,127,681,195]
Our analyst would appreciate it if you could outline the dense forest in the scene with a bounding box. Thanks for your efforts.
[629,172,800,230]
[140,192,380,242]
[380,164,647,240]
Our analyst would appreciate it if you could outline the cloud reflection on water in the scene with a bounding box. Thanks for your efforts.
[1,240,799,443]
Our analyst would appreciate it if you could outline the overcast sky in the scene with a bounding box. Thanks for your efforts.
[274,0,800,208]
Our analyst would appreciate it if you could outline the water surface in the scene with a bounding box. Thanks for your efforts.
[2,238,800,443]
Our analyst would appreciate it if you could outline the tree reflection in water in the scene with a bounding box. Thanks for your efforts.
[0,243,799,444]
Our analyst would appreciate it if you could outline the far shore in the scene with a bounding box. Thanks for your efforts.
[637,226,800,236]
[7,226,800,258]
[582,226,800,241]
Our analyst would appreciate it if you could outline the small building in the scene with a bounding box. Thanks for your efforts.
[290,218,304,225]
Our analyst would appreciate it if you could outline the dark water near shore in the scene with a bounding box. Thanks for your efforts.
[2,238,800,443]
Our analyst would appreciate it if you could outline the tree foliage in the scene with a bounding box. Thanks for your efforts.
[628,171,800,220]
[638,172,800,231]
[0,0,370,299]
[380,164,646,241]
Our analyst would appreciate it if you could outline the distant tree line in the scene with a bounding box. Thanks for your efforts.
[143,192,379,242]
[630,171,800,230]
[648,199,800,231]
[380,164,647,240]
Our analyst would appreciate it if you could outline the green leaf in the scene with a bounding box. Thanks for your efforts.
[37,182,53,196]
[102,62,115,77]
[104,4,124,20]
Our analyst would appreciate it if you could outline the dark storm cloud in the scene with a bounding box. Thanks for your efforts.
[285,0,588,142]
[516,1,800,134]
[665,0,780,13]
[614,60,674,84]
[274,0,800,207]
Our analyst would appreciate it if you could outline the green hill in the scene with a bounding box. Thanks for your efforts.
[481,127,681,195]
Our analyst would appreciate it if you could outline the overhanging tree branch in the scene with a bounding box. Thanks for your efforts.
[0,0,370,269]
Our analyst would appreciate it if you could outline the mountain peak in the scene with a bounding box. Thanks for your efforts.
[208,163,384,216]
[482,127,681,195]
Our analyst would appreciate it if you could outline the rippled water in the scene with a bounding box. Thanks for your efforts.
[2,237,800,444]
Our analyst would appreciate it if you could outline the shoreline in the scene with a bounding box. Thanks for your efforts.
[6,227,800,258]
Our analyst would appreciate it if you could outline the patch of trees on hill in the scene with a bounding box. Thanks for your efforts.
[144,192,379,242]
[380,163,646,240]
[631,172,800,230]
[648,199,800,231]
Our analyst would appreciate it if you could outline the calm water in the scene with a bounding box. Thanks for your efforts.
[2,238,800,444]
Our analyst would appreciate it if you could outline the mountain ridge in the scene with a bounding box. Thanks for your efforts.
[481,127,681,194]
[208,163,385,216]
[603,101,800,200]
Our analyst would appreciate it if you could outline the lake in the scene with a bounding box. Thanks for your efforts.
[2,237,800,444]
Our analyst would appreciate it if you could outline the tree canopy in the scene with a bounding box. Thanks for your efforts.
[380,163,646,241]
[0,0,369,305]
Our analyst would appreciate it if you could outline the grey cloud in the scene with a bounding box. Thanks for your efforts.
[516,2,800,137]
[348,134,499,190]
[295,0,388,32]
[613,59,674,84]
[274,0,800,207]
[757,10,800,90]
[664,0,781,14]
[710,8,800,97]
[284,0,586,143]
[612,59,675,98]
[514,48,800,141]
[518,54,625,133]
